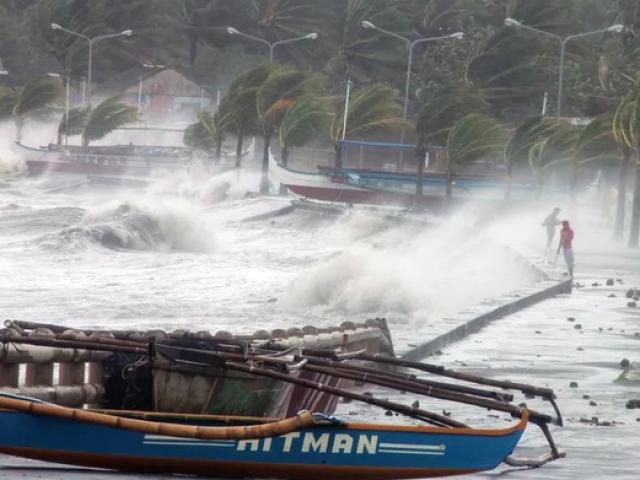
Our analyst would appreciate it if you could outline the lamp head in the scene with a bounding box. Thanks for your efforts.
[362,21,376,30]
[504,17,522,28]
[50,23,61,30]
[0,70,8,76]
[306,32,318,40]
[608,24,624,33]
[227,27,239,35]
[121,29,133,36]
[449,32,464,39]
[46,72,61,78]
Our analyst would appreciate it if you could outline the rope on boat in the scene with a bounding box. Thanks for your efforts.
[0,393,315,440]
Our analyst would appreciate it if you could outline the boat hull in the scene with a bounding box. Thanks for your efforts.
[0,410,527,480]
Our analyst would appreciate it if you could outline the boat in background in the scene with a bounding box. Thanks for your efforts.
[13,140,250,178]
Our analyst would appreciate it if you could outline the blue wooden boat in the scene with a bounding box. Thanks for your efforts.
[0,392,534,479]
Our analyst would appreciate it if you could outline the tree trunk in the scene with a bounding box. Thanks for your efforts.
[260,132,271,194]
[504,166,512,201]
[235,130,244,169]
[614,150,629,239]
[628,162,640,248]
[282,147,289,166]
[415,147,425,200]
[334,144,343,170]
[14,116,23,142]
[215,138,222,160]
[445,163,453,199]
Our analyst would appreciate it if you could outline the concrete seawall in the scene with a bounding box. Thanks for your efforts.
[401,278,573,360]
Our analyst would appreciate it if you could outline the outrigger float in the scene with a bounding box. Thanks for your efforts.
[0,319,565,478]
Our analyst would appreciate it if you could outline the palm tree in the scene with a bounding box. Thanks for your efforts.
[504,117,577,199]
[415,83,488,198]
[613,83,640,247]
[57,107,89,145]
[256,65,323,193]
[82,96,138,146]
[278,95,331,166]
[329,83,404,169]
[221,64,274,168]
[183,110,230,157]
[12,76,63,142]
[445,113,506,198]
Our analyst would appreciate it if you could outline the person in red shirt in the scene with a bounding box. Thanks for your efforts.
[558,220,575,278]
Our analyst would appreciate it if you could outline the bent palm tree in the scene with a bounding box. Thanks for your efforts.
[415,83,489,198]
[613,83,640,247]
[12,76,63,142]
[446,113,506,198]
[221,65,274,168]
[57,107,89,145]
[82,96,138,146]
[256,66,323,193]
[329,83,404,169]
[278,95,331,166]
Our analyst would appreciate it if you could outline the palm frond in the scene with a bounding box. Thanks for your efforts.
[12,76,63,118]
[447,113,506,170]
[82,96,138,145]
[278,95,332,150]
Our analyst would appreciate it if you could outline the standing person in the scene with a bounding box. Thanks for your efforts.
[558,220,575,278]
[542,207,562,249]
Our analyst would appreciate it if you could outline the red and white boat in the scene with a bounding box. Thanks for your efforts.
[270,156,412,205]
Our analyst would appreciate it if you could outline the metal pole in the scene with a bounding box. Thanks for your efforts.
[341,79,351,141]
[403,42,414,120]
[137,77,143,112]
[81,78,86,108]
[65,76,70,145]
[557,40,567,118]
[87,39,94,107]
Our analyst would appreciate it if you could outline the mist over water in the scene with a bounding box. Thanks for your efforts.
[0,151,541,344]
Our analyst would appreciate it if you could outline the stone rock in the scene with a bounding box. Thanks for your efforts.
[535,330,542,334]
[567,317,576,322]
[589,400,598,406]
[570,381,579,388]
[608,294,617,298]
[442,410,451,417]
[574,324,582,330]
[625,289,635,298]
[620,359,630,368]
[385,410,393,416]
[363,391,373,398]
[606,279,614,286]
[577,346,584,351]
[628,302,637,308]
[582,394,590,399]
[411,400,420,409]
[598,327,604,332]
[625,399,640,409]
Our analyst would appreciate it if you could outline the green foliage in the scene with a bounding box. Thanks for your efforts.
[12,76,63,118]
[446,113,506,171]
[82,96,137,145]
[613,81,640,158]
[415,82,489,148]
[574,113,620,166]
[330,83,404,148]
[57,107,89,143]
[278,95,332,160]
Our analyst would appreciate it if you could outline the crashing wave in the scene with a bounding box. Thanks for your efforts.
[36,201,215,253]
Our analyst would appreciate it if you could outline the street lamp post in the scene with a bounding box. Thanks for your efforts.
[226,27,318,63]
[362,21,463,121]
[50,23,133,107]
[504,18,623,117]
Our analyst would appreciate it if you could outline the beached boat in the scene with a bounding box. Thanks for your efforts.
[0,319,394,417]
[13,141,244,177]
[0,392,536,479]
